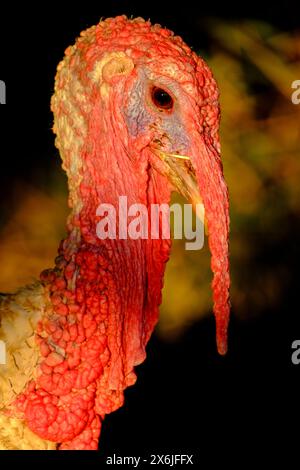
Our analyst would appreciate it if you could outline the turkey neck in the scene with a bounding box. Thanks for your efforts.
[41,136,172,389]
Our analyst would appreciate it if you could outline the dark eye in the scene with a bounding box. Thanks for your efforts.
[151,86,174,111]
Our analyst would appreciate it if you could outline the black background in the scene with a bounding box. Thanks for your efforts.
[0,0,299,466]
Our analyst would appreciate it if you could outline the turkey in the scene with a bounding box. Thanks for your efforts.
[0,15,230,450]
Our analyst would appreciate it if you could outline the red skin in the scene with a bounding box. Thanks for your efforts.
[11,16,230,449]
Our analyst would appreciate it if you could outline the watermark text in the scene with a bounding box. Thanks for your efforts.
[291,80,300,105]
[0,80,6,104]
[96,196,204,250]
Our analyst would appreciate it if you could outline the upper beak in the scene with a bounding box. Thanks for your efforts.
[150,132,230,356]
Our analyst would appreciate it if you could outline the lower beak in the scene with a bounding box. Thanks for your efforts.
[156,152,206,226]
[153,136,230,355]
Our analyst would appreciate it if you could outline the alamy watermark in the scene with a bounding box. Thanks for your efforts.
[291,80,300,105]
[0,340,6,364]
[0,80,6,104]
[96,196,205,250]
[291,340,300,365]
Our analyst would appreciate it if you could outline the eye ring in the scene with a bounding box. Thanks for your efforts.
[151,86,174,111]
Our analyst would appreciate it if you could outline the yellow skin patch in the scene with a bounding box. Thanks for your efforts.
[102,56,134,83]
[90,52,134,98]
[0,285,56,449]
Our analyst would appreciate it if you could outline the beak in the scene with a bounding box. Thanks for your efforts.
[151,134,230,355]
[154,149,206,226]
